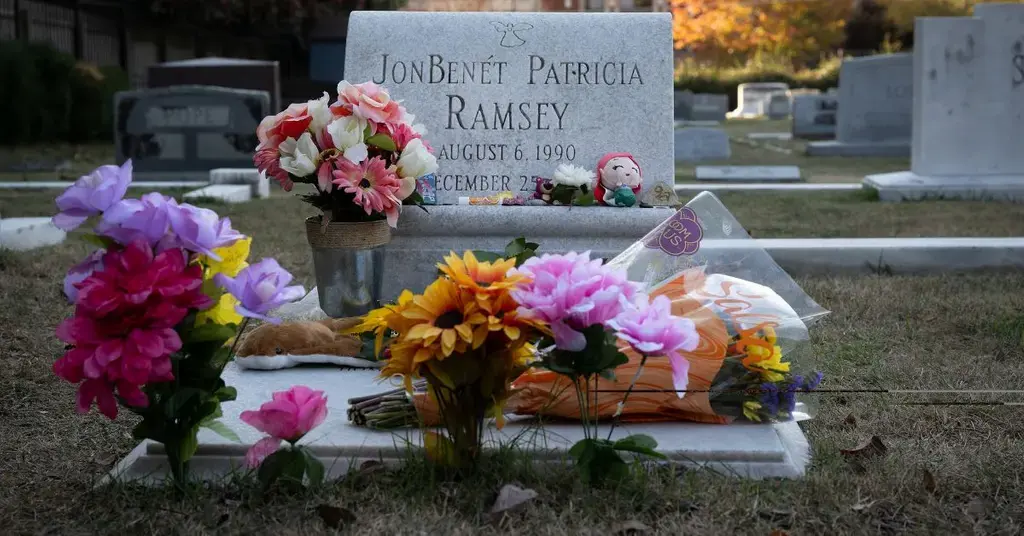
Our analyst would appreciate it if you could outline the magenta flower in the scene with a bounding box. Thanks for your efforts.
[52,161,132,231]
[214,258,305,324]
[240,386,328,467]
[63,249,105,304]
[96,192,175,247]
[510,251,643,351]
[166,203,244,260]
[608,295,700,398]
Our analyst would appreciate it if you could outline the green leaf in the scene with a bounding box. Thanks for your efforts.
[164,388,203,419]
[365,133,397,152]
[469,250,505,264]
[613,434,665,459]
[214,386,237,402]
[188,323,237,344]
[80,233,116,249]
[504,237,528,257]
[574,191,596,206]
[201,419,241,443]
[257,449,292,491]
[301,448,325,486]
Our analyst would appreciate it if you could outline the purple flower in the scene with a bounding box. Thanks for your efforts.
[52,161,133,231]
[214,258,305,324]
[780,383,798,414]
[63,249,105,304]
[166,203,244,260]
[607,295,700,398]
[510,251,643,352]
[804,371,824,392]
[96,192,175,247]
[759,383,780,414]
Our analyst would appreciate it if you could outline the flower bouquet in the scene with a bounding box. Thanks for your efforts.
[51,161,304,484]
[253,80,438,317]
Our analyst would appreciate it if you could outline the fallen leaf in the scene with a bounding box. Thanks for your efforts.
[358,460,384,475]
[91,452,118,466]
[214,513,230,528]
[758,509,794,528]
[851,500,876,513]
[840,436,887,460]
[610,520,652,535]
[922,469,937,494]
[489,484,538,519]
[769,531,789,536]
[317,504,356,529]
[843,414,857,427]
[965,498,992,520]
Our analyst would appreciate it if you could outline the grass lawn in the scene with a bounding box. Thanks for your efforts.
[0,143,116,182]
[676,118,909,183]
[5,188,1024,239]
[2,223,1023,533]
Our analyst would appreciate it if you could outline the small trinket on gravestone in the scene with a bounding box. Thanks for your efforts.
[416,174,437,205]
[532,176,554,204]
[641,181,680,207]
[595,153,642,208]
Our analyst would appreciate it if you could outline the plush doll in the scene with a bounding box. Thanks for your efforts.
[594,153,642,207]
[234,318,380,370]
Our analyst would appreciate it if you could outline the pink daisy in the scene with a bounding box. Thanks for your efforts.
[331,156,403,227]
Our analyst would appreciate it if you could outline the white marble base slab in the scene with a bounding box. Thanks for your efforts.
[209,168,270,199]
[695,166,802,182]
[183,184,252,204]
[863,171,1024,202]
[235,353,383,371]
[105,364,811,485]
[0,217,66,251]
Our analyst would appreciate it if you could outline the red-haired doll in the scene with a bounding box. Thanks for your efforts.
[594,153,642,207]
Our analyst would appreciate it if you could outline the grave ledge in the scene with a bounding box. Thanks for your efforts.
[806,140,910,157]
[0,217,66,251]
[863,171,1024,203]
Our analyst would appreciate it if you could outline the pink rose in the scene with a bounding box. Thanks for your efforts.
[256,102,314,147]
[240,385,328,467]
[336,81,406,124]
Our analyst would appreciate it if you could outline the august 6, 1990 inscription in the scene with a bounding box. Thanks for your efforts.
[343,11,674,204]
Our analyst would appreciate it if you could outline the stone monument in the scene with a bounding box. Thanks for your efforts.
[792,94,838,140]
[674,127,731,162]
[727,82,790,119]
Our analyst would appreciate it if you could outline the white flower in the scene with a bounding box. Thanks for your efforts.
[326,115,369,164]
[552,164,595,188]
[397,176,417,200]
[307,92,333,142]
[278,132,319,177]
[396,138,438,179]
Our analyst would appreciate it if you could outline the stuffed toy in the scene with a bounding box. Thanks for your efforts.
[234,318,381,371]
[594,152,642,207]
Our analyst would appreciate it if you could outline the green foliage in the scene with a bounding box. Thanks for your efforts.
[0,41,129,145]
[568,435,665,485]
[674,56,842,111]
[537,324,628,381]
[256,446,325,492]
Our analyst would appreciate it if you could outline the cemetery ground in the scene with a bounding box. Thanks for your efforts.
[2,194,1024,534]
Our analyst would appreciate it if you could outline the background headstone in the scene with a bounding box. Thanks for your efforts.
[766,92,791,119]
[682,93,728,122]
[115,86,270,181]
[807,53,912,156]
[674,89,693,120]
[147,57,282,112]
[674,127,731,162]
[792,94,838,140]
[728,82,790,118]
[344,12,674,204]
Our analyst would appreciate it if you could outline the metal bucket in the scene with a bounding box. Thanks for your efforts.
[305,217,391,318]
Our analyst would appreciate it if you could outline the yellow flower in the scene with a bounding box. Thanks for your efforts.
[340,290,414,357]
[203,237,251,278]
[437,250,525,306]
[744,344,790,382]
[743,401,763,421]
[196,292,242,326]
[401,278,487,359]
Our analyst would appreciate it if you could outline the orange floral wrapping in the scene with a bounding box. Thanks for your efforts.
[410,269,735,425]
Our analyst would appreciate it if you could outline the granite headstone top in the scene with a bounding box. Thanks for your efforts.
[766,93,791,119]
[344,11,674,204]
[695,165,802,182]
[728,82,790,118]
[674,127,731,162]
[676,90,728,122]
[148,57,281,112]
[792,94,837,140]
[115,86,270,181]
[808,53,912,156]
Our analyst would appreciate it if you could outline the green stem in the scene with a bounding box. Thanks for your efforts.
[607,354,650,441]
[228,318,250,359]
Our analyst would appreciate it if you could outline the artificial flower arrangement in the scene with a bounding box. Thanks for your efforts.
[51,160,304,484]
[242,385,329,490]
[254,80,438,227]
[346,193,828,482]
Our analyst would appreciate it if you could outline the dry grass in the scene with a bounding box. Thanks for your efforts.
[676,118,910,183]
[0,143,115,182]
[2,190,1024,534]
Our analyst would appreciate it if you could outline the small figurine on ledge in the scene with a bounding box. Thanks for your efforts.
[594,152,642,207]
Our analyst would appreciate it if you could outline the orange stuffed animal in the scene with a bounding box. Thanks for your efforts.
[235,318,380,370]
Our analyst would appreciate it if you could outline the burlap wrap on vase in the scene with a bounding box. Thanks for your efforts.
[305,217,391,318]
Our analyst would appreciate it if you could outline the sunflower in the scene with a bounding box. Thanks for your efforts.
[340,290,415,357]
[478,290,546,344]
[401,278,487,359]
[438,250,527,307]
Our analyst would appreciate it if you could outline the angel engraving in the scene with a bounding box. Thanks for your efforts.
[491,21,533,48]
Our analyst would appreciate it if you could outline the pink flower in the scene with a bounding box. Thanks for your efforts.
[63,249,105,304]
[331,156,403,227]
[240,386,328,467]
[510,251,644,352]
[608,295,700,398]
[388,122,421,152]
[336,81,406,124]
[254,142,292,191]
[257,102,313,147]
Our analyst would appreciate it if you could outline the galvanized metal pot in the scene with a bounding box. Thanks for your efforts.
[305,217,390,318]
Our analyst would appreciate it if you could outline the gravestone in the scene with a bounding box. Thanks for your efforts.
[114,86,270,181]
[865,5,1024,201]
[807,53,912,156]
[792,94,838,140]
[673,89,691,120]
[676,91,728,122]
[727,82,790,118]
[674,127,731,162]
[210,168,271,199]
[695,165,802,182]
[766,93,791,119]
[344,11,674,204]
[148,57,282,112]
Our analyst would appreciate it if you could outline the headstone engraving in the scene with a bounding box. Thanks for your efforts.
[728,82,790,118]
[807,53,913,156]
[115,86,270,181]
[640,181,680,206]
[792,94,838,140]
[674,127,731,162]
[343,11,674,204]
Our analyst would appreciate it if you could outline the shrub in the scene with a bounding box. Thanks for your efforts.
[674,56,842,110]
[0,41,128,145]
